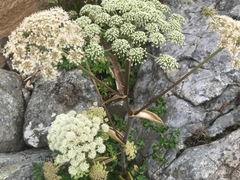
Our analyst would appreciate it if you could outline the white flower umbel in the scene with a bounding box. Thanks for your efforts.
[77,0,185,70]
[47,108,109,179]
[209,15,240,68]
[3,7,85,80]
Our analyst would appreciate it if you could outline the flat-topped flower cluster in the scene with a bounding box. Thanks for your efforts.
[3,7,85,80]
[47,108,109,179]
[77,0,185,69]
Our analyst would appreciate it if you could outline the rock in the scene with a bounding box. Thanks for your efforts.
[133,0,240,179]
[208,106,240,137]
[0,0,49,40]
[23,69,99,148]
[0,148,52,180]
[0,69,26,153]
[149,129,240,180]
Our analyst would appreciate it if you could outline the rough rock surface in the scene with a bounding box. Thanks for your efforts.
[23,70,99,148]
[0,149,52,180]
[0,0,49,40]
[149,129,240,180]
[133,0,240,179]
[0,69,25,153]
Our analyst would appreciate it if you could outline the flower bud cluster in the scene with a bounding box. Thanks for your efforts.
[125,141,137,161]
[3,7,85,80]
[209,15,240,68]
[156,54,178,70]
[89,162,108,180]
[47,108,109,179]
[77,0,185,70]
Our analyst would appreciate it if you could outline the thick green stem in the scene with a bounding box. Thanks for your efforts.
[134,47,224,115]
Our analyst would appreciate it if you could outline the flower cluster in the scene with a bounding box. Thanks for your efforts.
[43,162,61,180]
[47,108,109,179]
[3,7,85,80]
[89,162,108,180]
[77,0,185,70]
[125,141,137,161]
[156,54,179,70]
[209,15,240,68]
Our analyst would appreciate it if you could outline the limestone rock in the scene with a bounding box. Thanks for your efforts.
[23,69,99,148]
[149,129,240,180]
[0,0,49,40]
[133,0,240,179]
[0,148,52,180]
[0,69,25,153]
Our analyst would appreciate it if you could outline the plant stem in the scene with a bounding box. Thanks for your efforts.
[77,64,122,96]
[134,47,224,115]
[84,60,123,141]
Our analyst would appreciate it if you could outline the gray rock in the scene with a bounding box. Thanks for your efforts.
[23,69,99,148]
[0,69,25,153]
[133,0,240,179]
[0,148,52,180]
[208,106,240,137]
[149,129,240,180]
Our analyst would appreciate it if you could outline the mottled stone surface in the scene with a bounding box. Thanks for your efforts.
[0,0,49,40]
[133,0,240,179]
[150,129,240,180]
[23,70,99,148]
[0,149,52,180]
[0,69,25,153]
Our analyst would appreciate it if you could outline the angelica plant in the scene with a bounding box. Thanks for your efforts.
[4,1,234,180]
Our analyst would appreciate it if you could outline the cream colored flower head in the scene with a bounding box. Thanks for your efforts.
[125,141,137,161]
[89,162,108,180]
[209,15,240,68]
[77,0,185,70]
[47,107,109,179]
[3,7,85,80]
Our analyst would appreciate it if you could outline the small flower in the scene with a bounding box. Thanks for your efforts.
[88,150,97,159]
[101,124,109,132]
[112,39,130,57]
[120,23,136,36]
[145,23,159,34]
[76,16,92,27]
[125,141,137,161]
[85,43,105,60]
[109,15,123,27]
[149,32,166,48]
[89,162,108,180]
[95,12,110,27]
[84,24,101,38]
[156,54,178,70]
[104,27,120,42]
[97,144,106,153]
[43,162,61,180]
[128,47,146,64]
[131,31,147,46]
[167,30,185,46]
